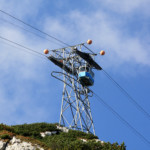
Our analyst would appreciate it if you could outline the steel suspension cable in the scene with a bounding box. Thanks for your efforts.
[0,9,70,47]
[0,17,64,47]
[0,35,46,58]
[0,39,47,61]
[102,69,150,121]
[0,9,98,55]
[93,92,150,147]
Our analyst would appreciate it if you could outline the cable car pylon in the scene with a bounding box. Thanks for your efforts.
[45,40,104,135]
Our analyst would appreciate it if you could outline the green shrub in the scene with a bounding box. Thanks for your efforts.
[0,124,14,132]
[12,122,59,139]
[0,134,11,139]
[0,122,126,150]
[68,130,98,139]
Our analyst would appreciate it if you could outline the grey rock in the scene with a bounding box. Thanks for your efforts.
[0,141,7,150]
[0,137,44,150]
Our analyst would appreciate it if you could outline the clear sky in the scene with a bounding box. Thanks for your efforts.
[0,0,150,150]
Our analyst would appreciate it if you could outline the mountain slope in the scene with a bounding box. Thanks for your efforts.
[0,123,126,150]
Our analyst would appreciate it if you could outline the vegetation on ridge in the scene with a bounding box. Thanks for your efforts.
[0,123,126,150]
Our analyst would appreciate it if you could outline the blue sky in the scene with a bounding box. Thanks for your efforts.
[0,0,150,150]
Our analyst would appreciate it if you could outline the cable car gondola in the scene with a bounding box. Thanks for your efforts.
[78,66,94,86]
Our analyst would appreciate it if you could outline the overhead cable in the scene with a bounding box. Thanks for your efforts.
[102,69,150,121]
[0,9,70,47]
[93,92,150,147]
[0,17,64,47]
[0,39,47,61]
[0,9,97,55]
[0,35,46,58]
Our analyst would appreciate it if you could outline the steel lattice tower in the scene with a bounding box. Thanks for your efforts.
[48,43,102,135]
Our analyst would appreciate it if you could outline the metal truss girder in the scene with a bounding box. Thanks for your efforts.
[51,44,96,135]
[59,74,95,135]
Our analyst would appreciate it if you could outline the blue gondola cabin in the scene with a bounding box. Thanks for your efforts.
[78,66,94,86]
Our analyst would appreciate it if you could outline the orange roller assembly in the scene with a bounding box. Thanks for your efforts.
[100,50,105,55]
[59,59,63,63]
[44,49,49,54]
[87,39,92,45]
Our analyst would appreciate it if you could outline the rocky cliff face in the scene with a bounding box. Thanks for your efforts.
[0,137,44,150]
